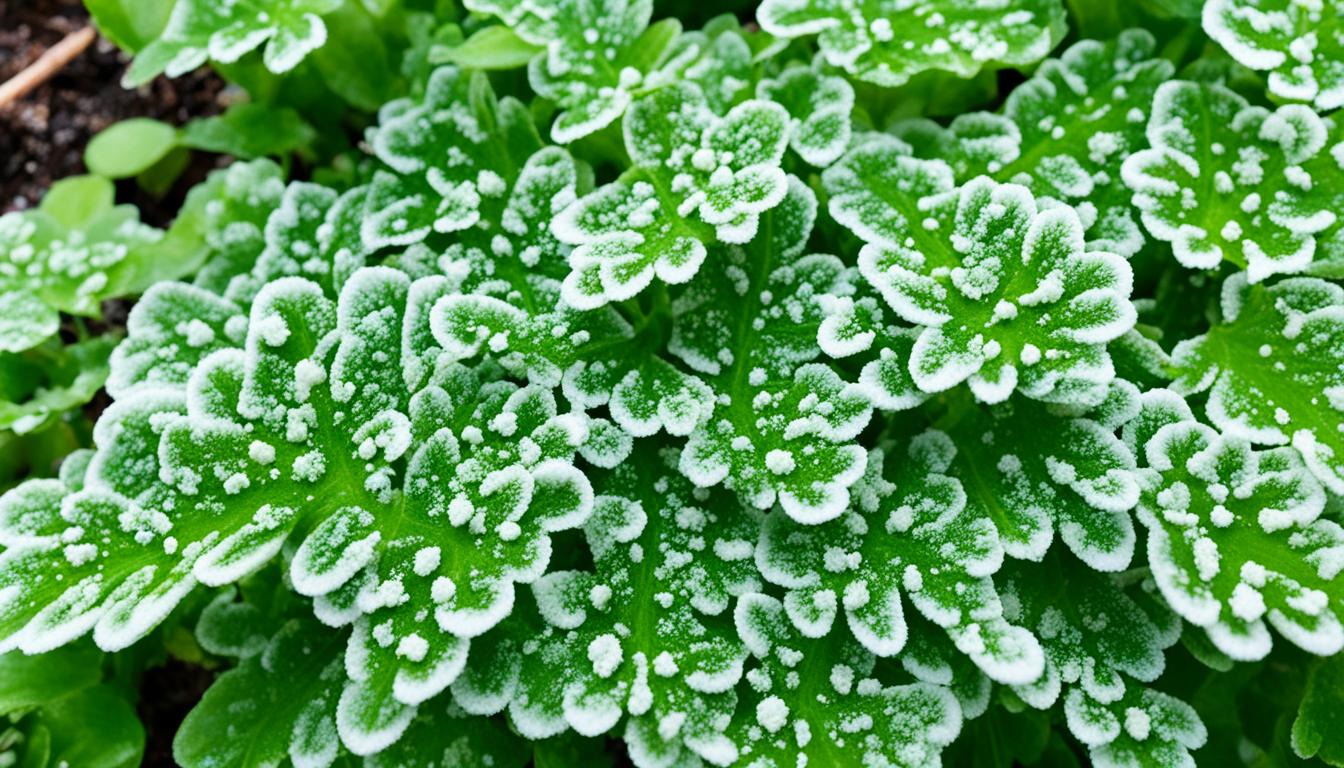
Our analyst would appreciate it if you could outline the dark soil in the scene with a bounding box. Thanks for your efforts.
[1,0,228,218]
[135,659,217,766]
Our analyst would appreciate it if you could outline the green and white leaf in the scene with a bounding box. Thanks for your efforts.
[1203,0,1344,111]
[126,0,344,85]
[673,180,872,523]
[1135,407,1342,660]
[757,436,1046,684]
[1171,273,1344,496]
[825,146,1136,404]
[1121,80,1343,283]
[728,592,963,767]
[556,83,790,309]
[757,0,1066,87]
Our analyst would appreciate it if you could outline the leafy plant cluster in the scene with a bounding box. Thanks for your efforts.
[3,0,1344,766]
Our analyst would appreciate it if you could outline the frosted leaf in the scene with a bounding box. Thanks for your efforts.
[757,438,1045,685]
[107,283,246,398]
[757,0,1066,87]
[187,159,288,294]
[672,180,871,523]
[1066,686,1206,768]
[175,610,346,768]
[653,21,755,115]
[512,448,757,767]
[363,67,543,250]
[125,0,341,85]
[556,83,790,309]
[1136,418,1342,660]
[1171,274,1344,495]
[756,61,855,167]
[1000,554,1178,718]
[1121,81,1342,283]
[0,267,598,756]
[223,182,368,304]
[1203,0,1344,111]
[467,0,678,144]
[825,149,1137,403]
[938,390,1140,571]
[0,179,163,352]
[365,700,528,768]
[727,592,963,767]
[899,615,993,719]
[895,30,1174,257]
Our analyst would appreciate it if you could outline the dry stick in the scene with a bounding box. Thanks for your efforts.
[0,26,98,109]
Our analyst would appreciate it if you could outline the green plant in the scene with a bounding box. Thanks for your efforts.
[3,0,1344,766]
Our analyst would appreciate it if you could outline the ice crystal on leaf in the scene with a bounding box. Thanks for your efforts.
[1171,274,1344,496]
[1134,395,1343,661]
[431,146,714,439]
[756,62,855,167]
[729,592,963,767]
[125,0,342,86]
[363,67,544,250]
[0,266,601,754]
[1203,0,1344,111]
[0,177,162,353]
[1122,80,1343,283]
[673,180,872,523]
[825,149,1137,404]
[556,83,790,310]
[466,0,678,144]
[895,30,1174,257]
[757,0,1066,87]
[494,449,758,767]
[757,437,1045,683]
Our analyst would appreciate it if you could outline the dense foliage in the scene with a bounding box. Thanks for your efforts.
[3,0,1344,766]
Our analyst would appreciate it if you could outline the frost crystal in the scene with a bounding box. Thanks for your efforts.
[758,0,1066,87]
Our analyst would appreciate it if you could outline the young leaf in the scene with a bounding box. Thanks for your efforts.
[512,449,757,767]
[556,83,790,309]
[825,148,1137,404]
[757,0,1067,87]
[673,180,872,523]
[362,66,543,250]
[125,0,344,85]
[757,436,1046,684]
[1171,273,1344,496]
[729,592,964,767]
[756,61,855,167]
[1135,407,1342,661]
[1121,80,1342,283]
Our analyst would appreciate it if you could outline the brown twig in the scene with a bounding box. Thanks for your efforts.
[0,25,97,109]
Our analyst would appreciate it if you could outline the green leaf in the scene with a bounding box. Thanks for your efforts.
[757,436,1045,682]
[1171,274,1344,496]
[507,447,758,766]
[30,685,144,768]
[436,25,543,70]
[557,83,790,309]
[175,613,346,768]
[179,103,318,159]
[125,0,346,86]
[757,0,1067,87]
[84,118,181,179]
[1292,655,1344,765]
[673,180,872,523]
[0,644,103,713]
[0,265,605,756]
[1135,401,1342,661]
[728,592,963,767]
[1121,80,1343,283]
[824,147,1137,405]
[1203,0,1344,111]
[895,30,1175,258]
